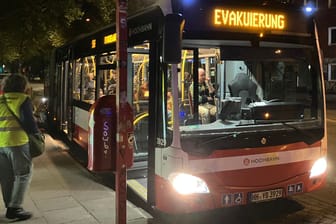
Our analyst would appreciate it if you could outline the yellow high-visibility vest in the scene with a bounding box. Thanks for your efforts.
[0,93,29,147]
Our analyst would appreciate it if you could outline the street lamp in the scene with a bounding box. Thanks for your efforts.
[303,2,317,16]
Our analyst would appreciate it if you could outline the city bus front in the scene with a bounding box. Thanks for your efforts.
[153,2,327,214]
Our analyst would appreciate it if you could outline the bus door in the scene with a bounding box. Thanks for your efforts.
[126,45,150,201]
[71,56,96,149]
[57,59,72,139]
[129,46,150,162]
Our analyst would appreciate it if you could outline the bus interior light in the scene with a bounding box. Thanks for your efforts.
[41,97,48,103]
[310,157,327,178]
[168,172,210,195]
[275,49,282,54]
[264,112,270,119]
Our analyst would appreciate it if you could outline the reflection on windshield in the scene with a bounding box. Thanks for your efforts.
[175,46,322,130]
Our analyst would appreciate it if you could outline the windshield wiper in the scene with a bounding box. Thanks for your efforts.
[280,121,317,145]
[198,132,242,147]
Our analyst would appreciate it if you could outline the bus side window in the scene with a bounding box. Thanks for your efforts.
[83,73,95,100]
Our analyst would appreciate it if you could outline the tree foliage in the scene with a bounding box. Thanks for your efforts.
[0,0,156,72]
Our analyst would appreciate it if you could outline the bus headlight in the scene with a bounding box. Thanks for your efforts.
[168,173,210,194]
[310,157,327,178]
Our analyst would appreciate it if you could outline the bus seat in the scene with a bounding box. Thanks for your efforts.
[228,73,258,107]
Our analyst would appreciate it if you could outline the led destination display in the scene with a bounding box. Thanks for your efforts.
[213,8,285,30]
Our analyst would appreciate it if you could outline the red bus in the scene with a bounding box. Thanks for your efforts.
[48,0,327,215]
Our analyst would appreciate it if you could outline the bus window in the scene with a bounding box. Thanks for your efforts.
[96,69,117,96]
[106,69,117,95]
[98,52,117,96]
[83,71,95,102]
[81,56,96,104]
[169,44,320,128]
[131,50,150,159]
[167,48,220,126]
[181,45,318,127]
[132,53,149,114]
[100,52,116,66]
[73,59,81,100]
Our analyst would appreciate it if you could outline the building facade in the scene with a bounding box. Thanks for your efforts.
[316,0,336,92]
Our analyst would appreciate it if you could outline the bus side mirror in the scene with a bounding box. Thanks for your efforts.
[163,14,185,64]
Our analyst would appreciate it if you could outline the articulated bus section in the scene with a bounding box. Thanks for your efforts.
[48,0,327,216]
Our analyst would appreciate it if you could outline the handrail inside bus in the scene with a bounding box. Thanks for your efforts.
[181,50,188,101]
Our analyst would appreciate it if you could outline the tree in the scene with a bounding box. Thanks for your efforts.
[0,0,84,71]
[0,0,156,74]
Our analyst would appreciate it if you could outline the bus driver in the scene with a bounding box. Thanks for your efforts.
[189,68,217,123]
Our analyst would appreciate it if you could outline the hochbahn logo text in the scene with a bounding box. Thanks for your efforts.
[129,23,152,37]
[243,155,280,166]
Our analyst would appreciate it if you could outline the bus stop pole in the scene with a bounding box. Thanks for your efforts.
[116,0,128,223]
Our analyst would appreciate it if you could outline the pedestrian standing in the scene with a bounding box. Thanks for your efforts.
[0,74,39,220]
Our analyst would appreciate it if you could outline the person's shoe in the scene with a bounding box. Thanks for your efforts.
[6,207,32,220]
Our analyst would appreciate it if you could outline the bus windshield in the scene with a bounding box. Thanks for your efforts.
[166,43,324,152]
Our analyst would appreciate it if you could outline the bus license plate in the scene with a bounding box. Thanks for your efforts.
[249,188,283,203]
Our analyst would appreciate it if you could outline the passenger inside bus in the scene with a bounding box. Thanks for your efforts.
[83,73,95,101]
[133,79,149,114]
[106,71,117,95]
[189,68,217,124]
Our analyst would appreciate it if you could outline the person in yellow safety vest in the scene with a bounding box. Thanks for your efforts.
[0,74,39,221]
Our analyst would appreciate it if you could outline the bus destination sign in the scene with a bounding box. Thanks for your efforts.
[213,8,286,31]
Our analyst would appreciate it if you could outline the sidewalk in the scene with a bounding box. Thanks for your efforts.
[0,134,153,223]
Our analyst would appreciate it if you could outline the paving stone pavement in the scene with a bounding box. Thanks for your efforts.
[0,134,152,223]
